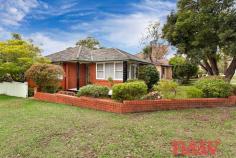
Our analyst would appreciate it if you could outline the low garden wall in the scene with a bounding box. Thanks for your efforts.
[34,92,236,113]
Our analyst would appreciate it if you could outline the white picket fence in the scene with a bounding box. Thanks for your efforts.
[0,82,28,98]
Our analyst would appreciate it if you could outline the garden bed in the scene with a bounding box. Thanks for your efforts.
[34,92,236,113]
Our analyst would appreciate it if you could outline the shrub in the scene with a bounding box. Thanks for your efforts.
[153,80,178,99]
[25,64,64,93]
[77,85,109,98]
[112,81,148,101]
[127,79,140,83]
[195,77,232,98]
[42,85,59,94]
[138,65,159,90]
[170,56,198,84]
[185,86,203,98]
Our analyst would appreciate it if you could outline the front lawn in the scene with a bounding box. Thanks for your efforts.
[0,95,235,157]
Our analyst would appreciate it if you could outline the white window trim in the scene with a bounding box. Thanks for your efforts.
[96,63,105,79]
[114,62,123,80]
[96,62,123,81]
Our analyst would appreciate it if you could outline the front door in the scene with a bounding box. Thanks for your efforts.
[78,63,87,88]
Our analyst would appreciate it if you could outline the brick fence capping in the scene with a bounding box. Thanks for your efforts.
[34,92,236,113]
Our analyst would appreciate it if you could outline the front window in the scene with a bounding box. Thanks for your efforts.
[128,64,137,79]
[115,63,123,80]
[105,63,114,79]
[96,63,104,79]
[96,62,123,80]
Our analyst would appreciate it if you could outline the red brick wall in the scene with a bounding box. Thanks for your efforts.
[34,92,236,113]
[34,92,123,113]
[28,79,37,88]
[89,63,123,87]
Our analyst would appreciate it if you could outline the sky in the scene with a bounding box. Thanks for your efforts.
[0,0,177,56]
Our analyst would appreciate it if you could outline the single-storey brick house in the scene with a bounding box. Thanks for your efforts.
[47,46,150,91]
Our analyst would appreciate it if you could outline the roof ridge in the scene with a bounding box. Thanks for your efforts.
[113,48,130,59]
[46,49,65,57]
[115,48,141,59]
[90,48,93,61]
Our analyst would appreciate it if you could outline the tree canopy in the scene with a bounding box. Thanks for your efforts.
[76,37,100,49]
[0,33,50,82]
[163,0,236,81]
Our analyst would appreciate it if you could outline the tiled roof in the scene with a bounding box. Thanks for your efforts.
[46,46,150,63]
[135,52,172,66]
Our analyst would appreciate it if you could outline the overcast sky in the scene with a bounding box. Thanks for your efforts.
[0,0,177,56]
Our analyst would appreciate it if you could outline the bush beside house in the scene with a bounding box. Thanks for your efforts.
[138,65,159,90]
[77,84,109,98]
[112,81,148,101]
[25,64,64,93]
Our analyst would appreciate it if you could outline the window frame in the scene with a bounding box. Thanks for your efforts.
[105,62,115,80]
[96,62,123,81]
[114,62,123,80]
[96,63,105,79]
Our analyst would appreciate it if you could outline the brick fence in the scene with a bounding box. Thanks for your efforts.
[34,92,236,113]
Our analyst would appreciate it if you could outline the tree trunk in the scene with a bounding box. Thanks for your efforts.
[201,60,214,75]
[208,56,219,75]
[200,63,208,72]
[223,55,228,74]
[224,57,236,82]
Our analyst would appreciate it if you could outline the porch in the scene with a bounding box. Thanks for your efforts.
[61,61,140,91]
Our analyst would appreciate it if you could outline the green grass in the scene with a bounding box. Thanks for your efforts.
[174,86,190,99]
[0,95,236,157]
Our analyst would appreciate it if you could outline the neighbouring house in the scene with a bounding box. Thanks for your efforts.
[135,45,173,80]
[153,59,172,80]
[46,46,151,91]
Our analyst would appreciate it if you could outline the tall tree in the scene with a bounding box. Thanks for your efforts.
[11,33,22,40]
[141,21,169,62]
[0,33,48,82]
[76,37,100,49]
[141,45,169,63]
[163,0,236,81]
